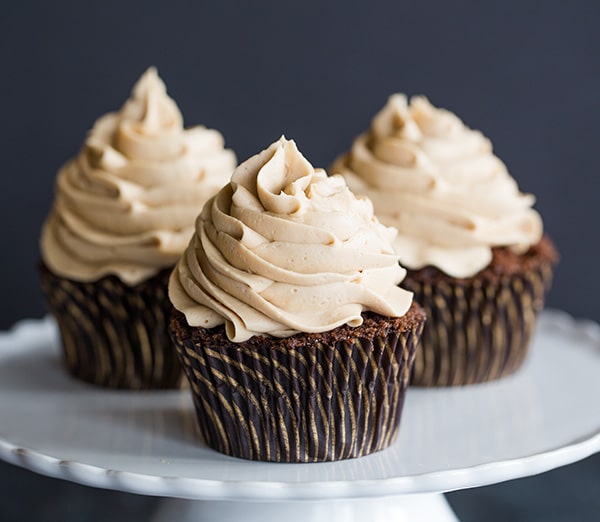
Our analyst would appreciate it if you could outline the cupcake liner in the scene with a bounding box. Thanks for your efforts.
[403,250,555,386]
[170,306,425,462]
[39,263,182,389]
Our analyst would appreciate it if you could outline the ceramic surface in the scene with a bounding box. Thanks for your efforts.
[0,311,598,500]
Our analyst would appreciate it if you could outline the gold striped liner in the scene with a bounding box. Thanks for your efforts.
[39,264,182,389]
[404,257,555,387]
[170,308,425,462]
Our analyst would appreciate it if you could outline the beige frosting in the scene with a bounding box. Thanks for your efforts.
[169,137,413,342]
[41,67,237,285]
[332,94,543,278]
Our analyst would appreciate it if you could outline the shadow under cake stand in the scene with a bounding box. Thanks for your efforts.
[0,310,599,522]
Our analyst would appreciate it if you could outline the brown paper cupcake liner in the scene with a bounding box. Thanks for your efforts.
[39,263,182,389]
[402,236,557,386]
[169,304,425,462]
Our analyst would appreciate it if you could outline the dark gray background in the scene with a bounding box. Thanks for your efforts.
[1,1,598,521]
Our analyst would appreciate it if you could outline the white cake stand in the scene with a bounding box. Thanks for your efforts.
[0,310,599,522]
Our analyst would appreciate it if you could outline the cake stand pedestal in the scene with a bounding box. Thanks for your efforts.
[1,311,599,522]
[151,494,459,522]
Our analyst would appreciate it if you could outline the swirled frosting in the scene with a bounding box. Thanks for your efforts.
[332,95,543,278]
[41,67,237,285]
[169,137,413,342]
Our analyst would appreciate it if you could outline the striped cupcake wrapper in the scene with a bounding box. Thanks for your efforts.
[170,311,424,462]
[404,260,555,386]
[39,264,182,389]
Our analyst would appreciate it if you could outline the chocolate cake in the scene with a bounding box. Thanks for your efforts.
[168,137,423,461]
[404,236,558,386]
[332,94,559,386]
[38,68,235,389]
[170,303,425,462]
[40,263,181,389]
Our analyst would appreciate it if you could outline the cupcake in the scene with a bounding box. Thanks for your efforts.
[169,137,425,462]
[332,95,558,386]
[40,68,236,389]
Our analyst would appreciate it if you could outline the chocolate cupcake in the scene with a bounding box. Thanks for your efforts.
[169,137,425,461]
[40,68,236,389]
[332,95,558,386]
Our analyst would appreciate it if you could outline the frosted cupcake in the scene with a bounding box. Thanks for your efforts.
[40,68,236,389]
[332,95,557,386]
[169,137,425,461]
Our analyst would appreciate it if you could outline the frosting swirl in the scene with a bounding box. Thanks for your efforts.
[332,95,543,278]
[41,68,237,285]
[169,137,413,342]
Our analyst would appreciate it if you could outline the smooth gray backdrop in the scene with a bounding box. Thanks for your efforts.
[0,1,598,521]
